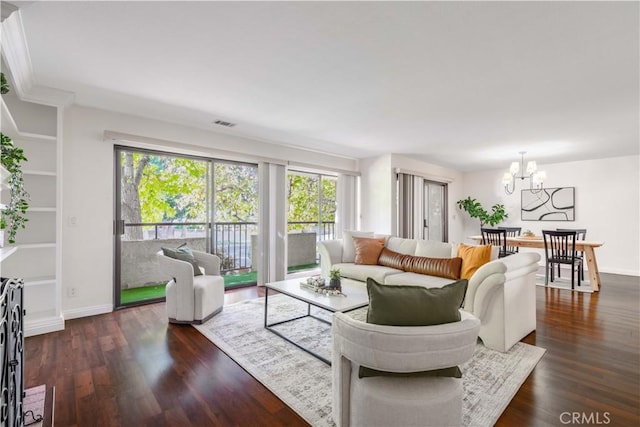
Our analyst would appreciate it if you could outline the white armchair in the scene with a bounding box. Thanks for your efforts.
[332,311,481,427]
[156,250,225,324]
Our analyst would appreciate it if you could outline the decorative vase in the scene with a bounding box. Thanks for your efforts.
[329,278,341,290]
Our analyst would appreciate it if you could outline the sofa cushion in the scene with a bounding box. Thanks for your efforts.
[415,240,454,258]
[377,248,410,270]
[457,243,492,279]
[383,272,454,288]
[366,278,468,326]
[386,237,418,255]
[343,230,375,262]
[353,237,386,265]
[404,256,462,280]
[334,263,403,284]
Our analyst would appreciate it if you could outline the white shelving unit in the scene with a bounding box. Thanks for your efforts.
[0,92,63,336]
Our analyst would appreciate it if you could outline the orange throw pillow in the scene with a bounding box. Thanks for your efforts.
[457,243,492,279]
[353,237,386,265]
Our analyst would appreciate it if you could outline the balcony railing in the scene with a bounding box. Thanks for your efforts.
[123,220,335,275]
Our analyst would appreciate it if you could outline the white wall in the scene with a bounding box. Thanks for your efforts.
[460,155,640,276]
[359,155,394,234]
[359,154,465,244]
[61,105,359,317]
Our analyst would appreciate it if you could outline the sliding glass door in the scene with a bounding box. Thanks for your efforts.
[114,147,259,308]
[423,180,448,242]
[286,171,337,273]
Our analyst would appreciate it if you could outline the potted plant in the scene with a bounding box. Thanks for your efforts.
[1,73,30,244]
[456,196,508,228]
[329,268,341,290]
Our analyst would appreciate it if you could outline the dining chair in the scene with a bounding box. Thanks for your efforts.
[557,228,587,280]
[542,230,582,289]
[498,226,521,255]
[481,228,510,258]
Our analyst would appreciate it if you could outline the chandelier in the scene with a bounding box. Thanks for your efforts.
[502,151,546,195]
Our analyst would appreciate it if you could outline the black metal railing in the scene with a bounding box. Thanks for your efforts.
[123,220,335,274]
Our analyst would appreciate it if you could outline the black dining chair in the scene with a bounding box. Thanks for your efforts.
[498,226,521,255]
[557,228,587,281]
[481,228,510,258]
[542,230,582,289]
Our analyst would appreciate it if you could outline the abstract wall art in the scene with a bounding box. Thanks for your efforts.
[521,187,575,221]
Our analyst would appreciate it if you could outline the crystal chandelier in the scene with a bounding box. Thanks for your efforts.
[502,151,546,195]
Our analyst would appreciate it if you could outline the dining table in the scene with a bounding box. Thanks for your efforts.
[469,235,604,292]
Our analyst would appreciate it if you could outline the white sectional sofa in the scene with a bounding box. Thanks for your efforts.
[317,234,541,352]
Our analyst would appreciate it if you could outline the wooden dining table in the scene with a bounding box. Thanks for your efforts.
[469,235,605,292]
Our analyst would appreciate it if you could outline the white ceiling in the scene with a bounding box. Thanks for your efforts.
[14,1,640,171]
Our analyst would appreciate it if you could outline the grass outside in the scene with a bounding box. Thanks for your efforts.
[121,263,319,305]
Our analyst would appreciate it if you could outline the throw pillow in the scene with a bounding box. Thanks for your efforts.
[361,278,468,379]
[353,237,386,265]
[366,278,467,326]
[162,244,203,276]
[377,248,409,270]
[457,243,492,279]
[403,256,462,280]
[342,230,375,263]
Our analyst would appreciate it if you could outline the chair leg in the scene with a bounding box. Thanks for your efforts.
[577,262,582,287]
[570,263,575,290]
[550,262,555,283]
[557,264,561,278]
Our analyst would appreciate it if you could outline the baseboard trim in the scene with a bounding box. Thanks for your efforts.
[25,315,65,337]
[64,304,113,320]
[598,267,640,277]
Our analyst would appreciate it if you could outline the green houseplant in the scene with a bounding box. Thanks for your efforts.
[1,73,30,244]
[456,196,508,228]
[329,268,341,290]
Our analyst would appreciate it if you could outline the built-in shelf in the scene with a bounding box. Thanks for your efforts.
[2,68,63,337]
[28,207,56,212]
[16,243,56,250]
[1,99,56,142]
[24,276,56,287]
[0,246,18,262]
[23,170,56,177]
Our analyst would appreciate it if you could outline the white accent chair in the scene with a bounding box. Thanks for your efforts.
[332,311,481,427]
[156,250,225,324]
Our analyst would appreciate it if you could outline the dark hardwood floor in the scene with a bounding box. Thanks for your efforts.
[25,274,639,426]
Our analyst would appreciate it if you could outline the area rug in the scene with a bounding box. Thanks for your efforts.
[194,295,545,427]
[535,273,593,293]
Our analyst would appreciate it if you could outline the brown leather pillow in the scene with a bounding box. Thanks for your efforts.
[353,237,386,265]
[377,248,409,270]
[403,256,462,280]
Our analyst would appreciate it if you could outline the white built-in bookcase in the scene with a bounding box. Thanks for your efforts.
[0,90,64,336]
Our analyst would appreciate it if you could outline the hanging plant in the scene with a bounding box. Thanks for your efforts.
[0,72,8,94]
[1,73,30,244]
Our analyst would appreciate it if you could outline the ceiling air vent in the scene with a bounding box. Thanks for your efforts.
[213,119,236,128]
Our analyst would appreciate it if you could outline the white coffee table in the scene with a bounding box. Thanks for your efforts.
[264,277,369,364]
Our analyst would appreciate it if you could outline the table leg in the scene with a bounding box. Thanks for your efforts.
[264,287,269,327]
[583,246,601,292]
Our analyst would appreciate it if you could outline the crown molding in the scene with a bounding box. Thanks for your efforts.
[1,9,74,107]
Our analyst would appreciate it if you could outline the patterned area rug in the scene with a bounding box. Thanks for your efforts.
[535,273,593,293]
[194,294,545,427]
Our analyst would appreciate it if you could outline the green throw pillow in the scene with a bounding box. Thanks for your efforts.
[162,244,203,276]
[365,278,468,326]
[361,278,468,379]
